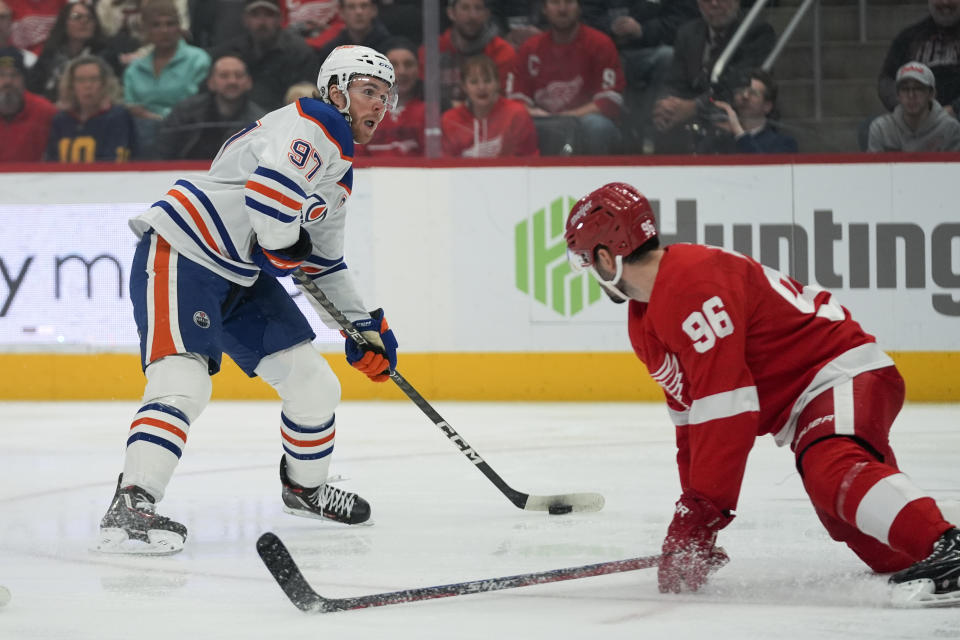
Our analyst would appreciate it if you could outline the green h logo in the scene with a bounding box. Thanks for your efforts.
[515,196,602,317]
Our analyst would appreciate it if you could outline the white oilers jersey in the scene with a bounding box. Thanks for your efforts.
[130,98,370,325]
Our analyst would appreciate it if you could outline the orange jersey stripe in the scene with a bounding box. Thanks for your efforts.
[246,179,303,210]
[281,429,336,448]
[149,237,176,363]
[130,416,188,442]
[167,188,222,256]
[296,101,353,162]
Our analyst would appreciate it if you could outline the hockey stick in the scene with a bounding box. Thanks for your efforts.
[257,531,658,613]
[292,269,604,513]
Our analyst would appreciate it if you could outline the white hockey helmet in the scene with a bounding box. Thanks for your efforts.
[317,45,398,113]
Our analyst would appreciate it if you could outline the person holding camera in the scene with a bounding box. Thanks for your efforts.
[651,0,774,154]
[705,68,797,153]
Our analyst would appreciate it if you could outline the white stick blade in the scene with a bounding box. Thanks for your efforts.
[524,493,605,513]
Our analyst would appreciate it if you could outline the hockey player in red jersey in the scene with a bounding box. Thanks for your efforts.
[564,181,960,608]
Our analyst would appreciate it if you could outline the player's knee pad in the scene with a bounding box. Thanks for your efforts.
[795,434,885,479]
[142,353,212,423]
[256,342,340,425]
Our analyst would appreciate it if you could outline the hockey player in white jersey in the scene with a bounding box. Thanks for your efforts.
[97,46,400,555]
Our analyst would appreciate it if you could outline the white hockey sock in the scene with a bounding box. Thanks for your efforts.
[281,413,335,488]
[122,402,191,501]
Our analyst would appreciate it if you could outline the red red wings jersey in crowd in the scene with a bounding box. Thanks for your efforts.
[628,244,895,511]
[0,90,56,162]
[441,97,539,158]
[355,98,426,158]
[8,0,65,53]
[509,24,625,120]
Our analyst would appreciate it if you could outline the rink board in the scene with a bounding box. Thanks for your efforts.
[1,157,958,400]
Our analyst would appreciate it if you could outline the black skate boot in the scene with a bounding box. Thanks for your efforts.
[95,475,187,555]
[889,527,960,608]
[279,457,371,525]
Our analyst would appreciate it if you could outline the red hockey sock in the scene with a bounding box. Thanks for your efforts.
[801,438,950,564]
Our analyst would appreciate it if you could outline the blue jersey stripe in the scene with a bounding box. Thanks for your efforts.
[254,166,307,199]
[282,413,335,434]
[306,253,343,267]
[283,444,334,460]
[154,200,260,278]
[175,179,242,261]
[310,262,348,279]
[139,402,189,425]
[127,432,183,458]
[245,196,300,223]
[340,167,354,192]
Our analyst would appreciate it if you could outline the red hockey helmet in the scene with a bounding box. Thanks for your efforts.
[564,182,657,272]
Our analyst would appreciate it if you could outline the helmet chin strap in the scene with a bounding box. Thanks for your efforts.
[589,255,631,302]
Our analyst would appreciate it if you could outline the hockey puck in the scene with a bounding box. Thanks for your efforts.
[548,504,573,515]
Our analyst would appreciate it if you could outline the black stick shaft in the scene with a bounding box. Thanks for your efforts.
[257,532,658,614]
[291,269,601,512]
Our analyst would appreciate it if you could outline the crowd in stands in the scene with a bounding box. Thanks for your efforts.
[1,0,959,164]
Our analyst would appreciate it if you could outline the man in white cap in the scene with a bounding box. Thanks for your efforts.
[868,60,960,152]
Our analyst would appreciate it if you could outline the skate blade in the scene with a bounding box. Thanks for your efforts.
[281,506,374,527]
[890,579,960,608]
[93,527,185,556]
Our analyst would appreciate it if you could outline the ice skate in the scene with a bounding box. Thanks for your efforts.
[889,528,960,608]
[95,475,187,555]
[279,457,371,525]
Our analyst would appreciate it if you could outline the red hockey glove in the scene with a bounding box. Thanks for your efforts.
[341,309,398,383]
[658,489,734,593]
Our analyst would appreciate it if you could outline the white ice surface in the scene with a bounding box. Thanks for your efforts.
[0,401,958,639]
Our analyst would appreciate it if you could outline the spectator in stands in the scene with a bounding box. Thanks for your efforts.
[652,0,775,153]
[878,0,960,117]
[97,0,189,39]
[6,0,64,55]
[868,61,960,152]
[156,54,266,160]
[96,0,190,73]
[442,53,538,157]
[317,0,391,61]
[0,46,56,162]
[284,0,345,52]
[45,54,135,162]
[421,0,515,111]
[123,0,209,157]
[509,0,624,155]
[582,0,699,152]
[357,37,424,157]
[211,0,317,111]
[283,80,317,104]
[0,0,37,69]
[378,0,420,44]
[190,0,246,49]
[708,68,797,153]
[488,1,542,48]
[27,2,109,102]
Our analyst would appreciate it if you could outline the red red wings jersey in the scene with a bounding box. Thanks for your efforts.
[355,98,425,158]
[628,244,894,511]
[441,97,539,158]
[8,0,64,52]
[509,24,625,120]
